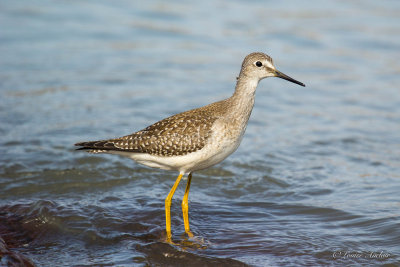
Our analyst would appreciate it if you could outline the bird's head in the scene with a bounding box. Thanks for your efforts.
[239,52,305,87]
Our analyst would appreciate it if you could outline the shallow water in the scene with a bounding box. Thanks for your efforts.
[1,0,400,266]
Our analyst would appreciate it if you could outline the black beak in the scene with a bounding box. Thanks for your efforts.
[274,70,305,87]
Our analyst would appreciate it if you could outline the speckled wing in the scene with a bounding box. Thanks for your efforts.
[75,110,217,157]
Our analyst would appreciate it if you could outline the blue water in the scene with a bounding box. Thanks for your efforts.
[1,0,400,266]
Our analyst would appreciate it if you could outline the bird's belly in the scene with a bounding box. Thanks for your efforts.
[194,134,241,170]
[186,119,245,172]
[115,137,240,173]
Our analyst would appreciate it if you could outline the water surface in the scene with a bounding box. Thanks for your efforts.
[1,0,400,266]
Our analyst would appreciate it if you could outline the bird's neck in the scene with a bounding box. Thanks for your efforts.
[227,76,260,122]
[233,74,259,97]
[232,75,259,106]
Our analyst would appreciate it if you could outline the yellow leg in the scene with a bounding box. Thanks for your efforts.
[182,173,193,237]
[165,173,183,241]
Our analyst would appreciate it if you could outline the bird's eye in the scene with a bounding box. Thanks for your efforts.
[255,61,263,67]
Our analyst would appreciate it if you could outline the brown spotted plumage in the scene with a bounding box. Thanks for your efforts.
[76,99,232,157]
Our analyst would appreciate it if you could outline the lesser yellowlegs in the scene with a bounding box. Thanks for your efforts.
[75,52,305,241]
